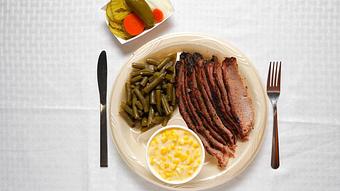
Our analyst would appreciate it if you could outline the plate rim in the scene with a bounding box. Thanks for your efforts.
[109,33,268,190]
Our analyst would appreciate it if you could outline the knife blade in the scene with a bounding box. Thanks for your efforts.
[97,50,108,167]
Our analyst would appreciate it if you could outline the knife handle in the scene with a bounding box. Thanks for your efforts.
[100,104,108,167]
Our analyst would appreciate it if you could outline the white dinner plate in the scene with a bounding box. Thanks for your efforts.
[109,33,267,190]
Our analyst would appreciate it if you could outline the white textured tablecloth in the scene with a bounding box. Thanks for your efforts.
[1,0,339,190]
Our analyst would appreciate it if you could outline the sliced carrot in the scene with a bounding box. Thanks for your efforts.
[123,13,145,36]
[152,8,164,23]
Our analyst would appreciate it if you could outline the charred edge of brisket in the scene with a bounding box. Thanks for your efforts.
[192,52,203,62]
[224,57,237,66]
[180,52,190,60]
[205,61,220,110]
[177,60,198,132]
[185,54,196,75]
[212,55,231,112]
[195,61,214,104]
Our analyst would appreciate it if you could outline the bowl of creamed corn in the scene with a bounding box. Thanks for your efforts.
[146,125,205,184]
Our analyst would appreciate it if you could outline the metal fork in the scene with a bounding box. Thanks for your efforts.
[267,61,281,169]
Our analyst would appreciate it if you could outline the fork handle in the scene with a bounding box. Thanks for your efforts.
[271,105,280,169]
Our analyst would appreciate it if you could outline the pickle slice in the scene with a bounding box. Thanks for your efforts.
[108,21,132,40]
[106,0,130,24]
[109,20,125,32]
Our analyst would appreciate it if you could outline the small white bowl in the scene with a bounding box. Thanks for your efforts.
[146,125,205,184]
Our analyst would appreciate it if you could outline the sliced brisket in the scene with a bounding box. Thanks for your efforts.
[222,57,254,138]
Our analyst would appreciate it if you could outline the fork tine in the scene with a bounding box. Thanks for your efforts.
[271,61,275,87]
[277,61,281,89]
[274,61,278,87]
[267,62,272,89]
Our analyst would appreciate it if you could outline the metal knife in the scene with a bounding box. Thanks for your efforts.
[97,50,108,167]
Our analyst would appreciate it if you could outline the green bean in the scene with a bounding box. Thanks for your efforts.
[147,107,154,127]
[142,73,165,94]
[162,83,167,90]
[133,88,145,101]
[156,84,161,90]
[140,77,148,87]
[155,90,162,114]
[133,88,147,113]
[167,66,175,73]
[148,65,155,72]
[119,110,135,127]
[157,56,171,71]
[141,117,148,127]
[167,84,173,101]
[161,94,171,116]
[130,75,143,83]
[132,63,146,69]
[146,58,160,66]
[125,82,132,105]
[171,86,176,106]
[132,95,139,119]
[138,109,143,116]
[134,82,141,89]
[145,94,150,113]
[131,69,153,77]
[121,102,134,116]
[160,61,173,73]
[165,74,173,81]
[165,73,175,83]
[150,90,156,105]
[152,116,164,124]
[148,72,160,82]
[162,116,170,126]
[140,69,154,76]
[131,68,140,73]
[135,100,143,110]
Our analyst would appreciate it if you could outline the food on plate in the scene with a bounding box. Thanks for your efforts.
[123,13,145,36]
[125,0,155,29]
[147,127,204,182]
[152,8,164,23]
[222,57,254,137]
[175,52,254,168]
[120,55,177,129]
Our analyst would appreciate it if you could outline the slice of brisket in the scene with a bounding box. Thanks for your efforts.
[222,57,254,138]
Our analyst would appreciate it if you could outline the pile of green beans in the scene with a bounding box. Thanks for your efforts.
[119,54,177,129]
